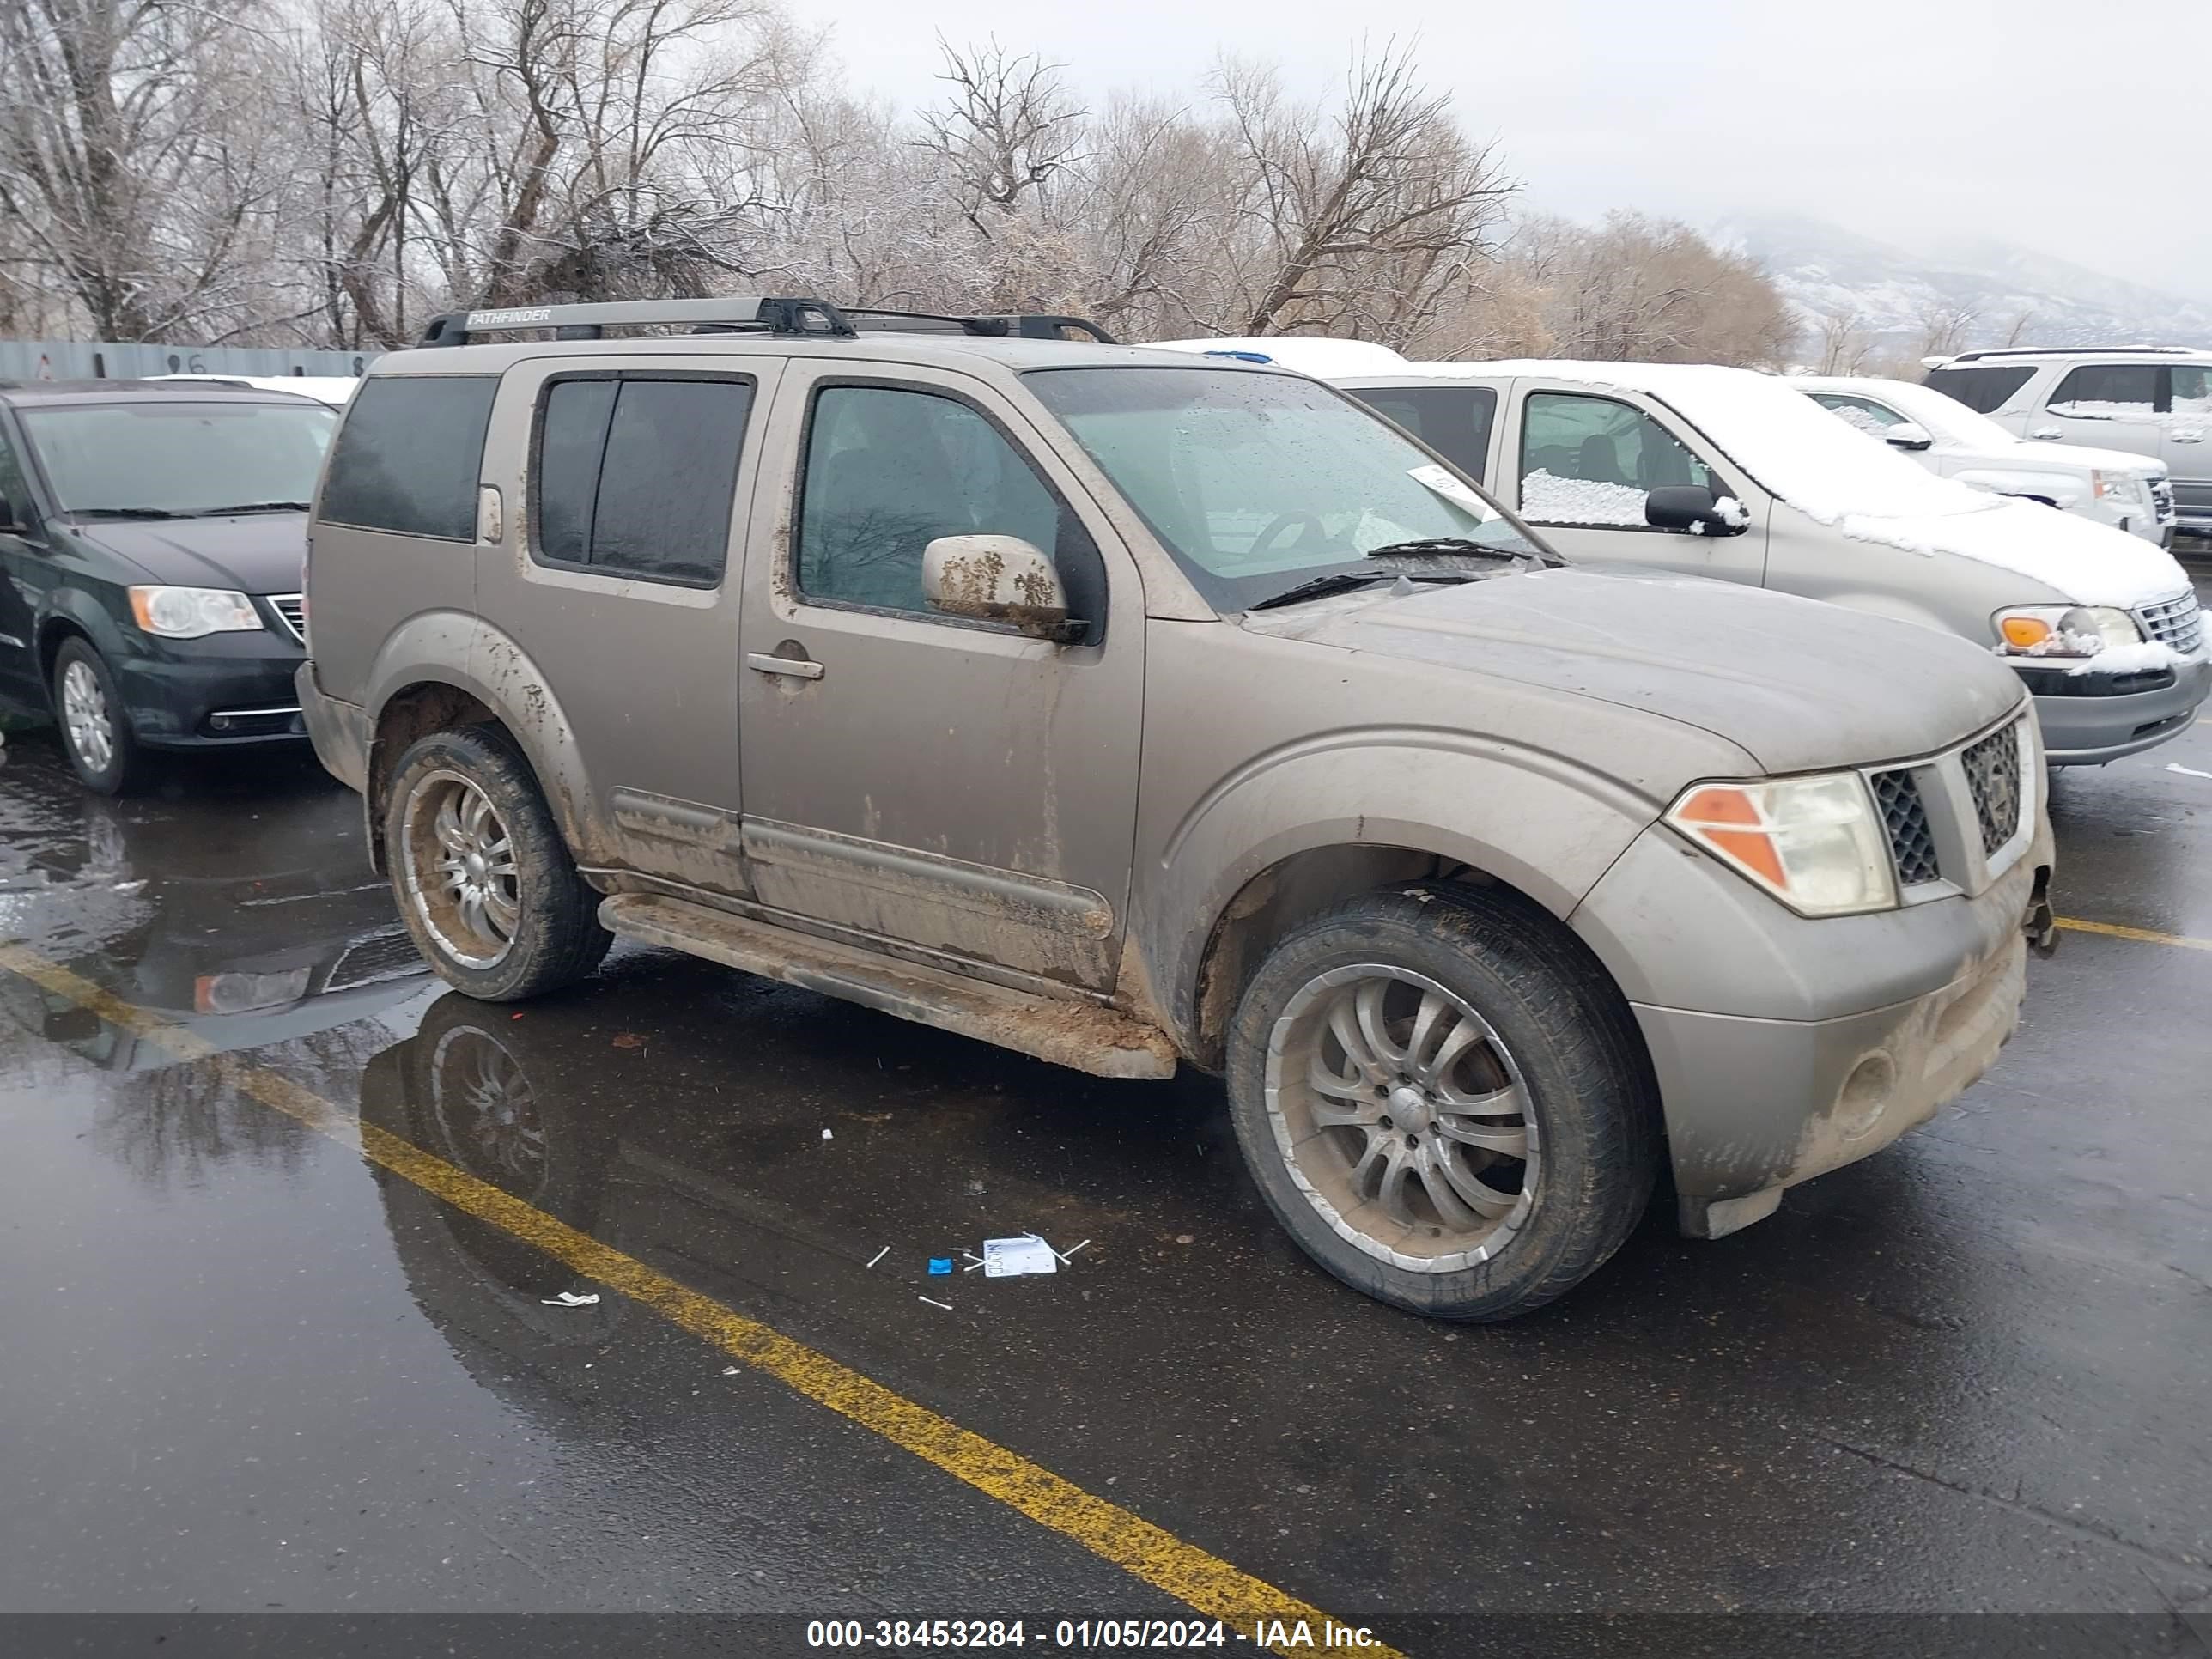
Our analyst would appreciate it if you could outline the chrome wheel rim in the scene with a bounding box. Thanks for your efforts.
[400,770,519,969]
[1263,964,1538,1273]
[60,660,114,773]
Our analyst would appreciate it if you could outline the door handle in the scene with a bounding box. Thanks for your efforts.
[747,652,823,680]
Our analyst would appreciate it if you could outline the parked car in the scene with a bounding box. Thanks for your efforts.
[302,295,2054,1321]
[1921,346,2212,542]
[1796,374,2175,545]
[150,373,358,408]
[1204,348,2204,766]
[0,379,337,792]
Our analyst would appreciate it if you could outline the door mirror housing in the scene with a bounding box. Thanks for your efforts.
[922,535,1083,641]
[1644,484,1747,537]
[1883,422,1934,452]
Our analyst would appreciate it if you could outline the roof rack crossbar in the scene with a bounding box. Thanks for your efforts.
[841,307,1116,344]
[418,296,856,347]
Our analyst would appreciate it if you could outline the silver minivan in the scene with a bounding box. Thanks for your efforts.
[1281,353,2206,765]
[301,298,2055,1321]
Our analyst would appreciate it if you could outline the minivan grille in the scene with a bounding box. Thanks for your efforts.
[2136,590,2203,656]
[1960,726,2024,858]
[268,593,306,646]
[1872,770,1940,886]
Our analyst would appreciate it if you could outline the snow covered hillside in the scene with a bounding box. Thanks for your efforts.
[1712,210,2212,351]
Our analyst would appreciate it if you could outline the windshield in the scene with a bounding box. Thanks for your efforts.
[21,401,337,517]
[1024,366,1544,611]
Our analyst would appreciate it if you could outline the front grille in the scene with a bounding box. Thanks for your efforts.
[2136,589,2203,656]
[1960,725,2024,857]
[1873,770,1940,886]
[2150,478,2176,523]
[267,592,306,646]
[325,926,427,993]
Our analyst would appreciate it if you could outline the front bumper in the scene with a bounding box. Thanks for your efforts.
[1571,808,2054,1237]
[2021,653,2211,764]
[114,639,310,750]
[297,662,369,793]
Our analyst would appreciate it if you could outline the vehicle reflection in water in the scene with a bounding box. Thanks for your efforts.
[0,739,436,1185]
[354,963,1222,1376]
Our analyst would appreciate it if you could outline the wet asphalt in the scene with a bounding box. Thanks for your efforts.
[1,572,2209,1645]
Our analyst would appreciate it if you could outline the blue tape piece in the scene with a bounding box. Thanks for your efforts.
[927,1257,953,1275]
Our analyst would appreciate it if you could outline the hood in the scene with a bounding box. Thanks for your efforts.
[75,514,308,594]
[1812,494,2190,611]
[1251,568,2024,775]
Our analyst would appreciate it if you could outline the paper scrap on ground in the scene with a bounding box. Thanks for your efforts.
[542,1291,600,1306]
[983,1235,1060,1277]
[2166,764,2212,780]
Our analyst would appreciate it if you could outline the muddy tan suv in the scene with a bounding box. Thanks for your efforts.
[301,297,2056,1320]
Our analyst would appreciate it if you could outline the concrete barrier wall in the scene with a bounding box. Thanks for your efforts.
[0,339,380,382]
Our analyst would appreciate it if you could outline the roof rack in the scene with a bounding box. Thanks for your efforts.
[1948,343,2199,362]
[416,295,1115,348]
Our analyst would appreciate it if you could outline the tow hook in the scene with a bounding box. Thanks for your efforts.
[2024,868,2058,958]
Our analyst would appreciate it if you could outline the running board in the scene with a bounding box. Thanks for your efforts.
[598,894,1178,1079]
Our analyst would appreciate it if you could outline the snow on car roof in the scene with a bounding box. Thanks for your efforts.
[1387,359,2191,610]
[1146,337,1414,377]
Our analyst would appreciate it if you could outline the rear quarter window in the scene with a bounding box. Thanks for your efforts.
[319,376,497,540]
[1920,364,2034,415]
[1346,385,1498,482]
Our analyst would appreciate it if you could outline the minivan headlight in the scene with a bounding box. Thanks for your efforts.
[1665,774,1899,917]
[1993,605,2142,658]
[127,586,263,639]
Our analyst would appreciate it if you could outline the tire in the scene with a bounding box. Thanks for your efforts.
[382,724,611,1001]
[1224,883,1659,1322]
[50,637,151,795]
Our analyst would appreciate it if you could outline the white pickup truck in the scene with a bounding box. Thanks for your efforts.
[1796,375,2176,548]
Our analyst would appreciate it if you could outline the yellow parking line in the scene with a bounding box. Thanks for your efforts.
[2055,917,2212,952]
[0,943,1395,1659]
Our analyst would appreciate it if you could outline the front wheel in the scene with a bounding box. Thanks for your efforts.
[383,725,611,1001]
[51,638,151,794]
[1225,884,1659,1321]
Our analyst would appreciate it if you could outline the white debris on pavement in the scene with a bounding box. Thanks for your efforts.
[982,1236,1060,1277]
[542,1291,600,1306]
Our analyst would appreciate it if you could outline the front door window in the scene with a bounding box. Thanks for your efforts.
[1518,392,1721,527]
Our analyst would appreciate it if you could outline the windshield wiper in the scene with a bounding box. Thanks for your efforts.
[1364,536,1559,566]
[1248,568,1396,611]
[196,501,313,515]
[68,506,191,520]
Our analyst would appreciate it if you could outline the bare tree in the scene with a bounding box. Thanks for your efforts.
[1814,306,1878,375]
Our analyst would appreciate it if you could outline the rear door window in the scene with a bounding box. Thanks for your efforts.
[2046,363,2160,417]
[2167,366,2212,416]
[320,376,497,540]
[529,374,752,586]
[1518,392,1720,526]
[1346,386,1498,481]
[1920,364,2033,414]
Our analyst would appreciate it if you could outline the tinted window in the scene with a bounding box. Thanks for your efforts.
[797,385,1075,618]
[321,377,495,539]
[1921,364,2034,414]
[2167,366,2212,414]
[529,376,750,586]
[2049,363,2160,415]
[0,429,32,526]
[1347,386,1498,481]
[22,402,336,518]
[1519,392,1719,526]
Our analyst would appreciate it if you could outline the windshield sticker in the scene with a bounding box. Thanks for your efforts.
[1408,464,1497,520]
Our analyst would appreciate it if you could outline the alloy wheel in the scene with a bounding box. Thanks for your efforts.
[400,770,520,969]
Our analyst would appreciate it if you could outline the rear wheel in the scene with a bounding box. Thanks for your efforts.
[1225,884,1658,1321]
[384,725,611,1000]
[51,638,150,795]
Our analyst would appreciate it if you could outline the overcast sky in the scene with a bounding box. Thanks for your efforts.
[796,0,2210,300]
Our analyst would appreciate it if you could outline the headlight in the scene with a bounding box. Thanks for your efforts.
[1665,773,1899,917]
[127,586,263,639]
[2092,471,2142,502]
[1993,605,2142,658]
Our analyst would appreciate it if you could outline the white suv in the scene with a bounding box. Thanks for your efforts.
[1921,347,2211,542]
[1797,374,2175,546]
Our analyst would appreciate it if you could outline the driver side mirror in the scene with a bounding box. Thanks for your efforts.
[1883,422,1934,452]
[922,535,1084,641]
[1644,485,1747,537]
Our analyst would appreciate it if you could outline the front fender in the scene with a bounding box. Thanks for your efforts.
[1138,731,1675,1045]
[363,613,608,865]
